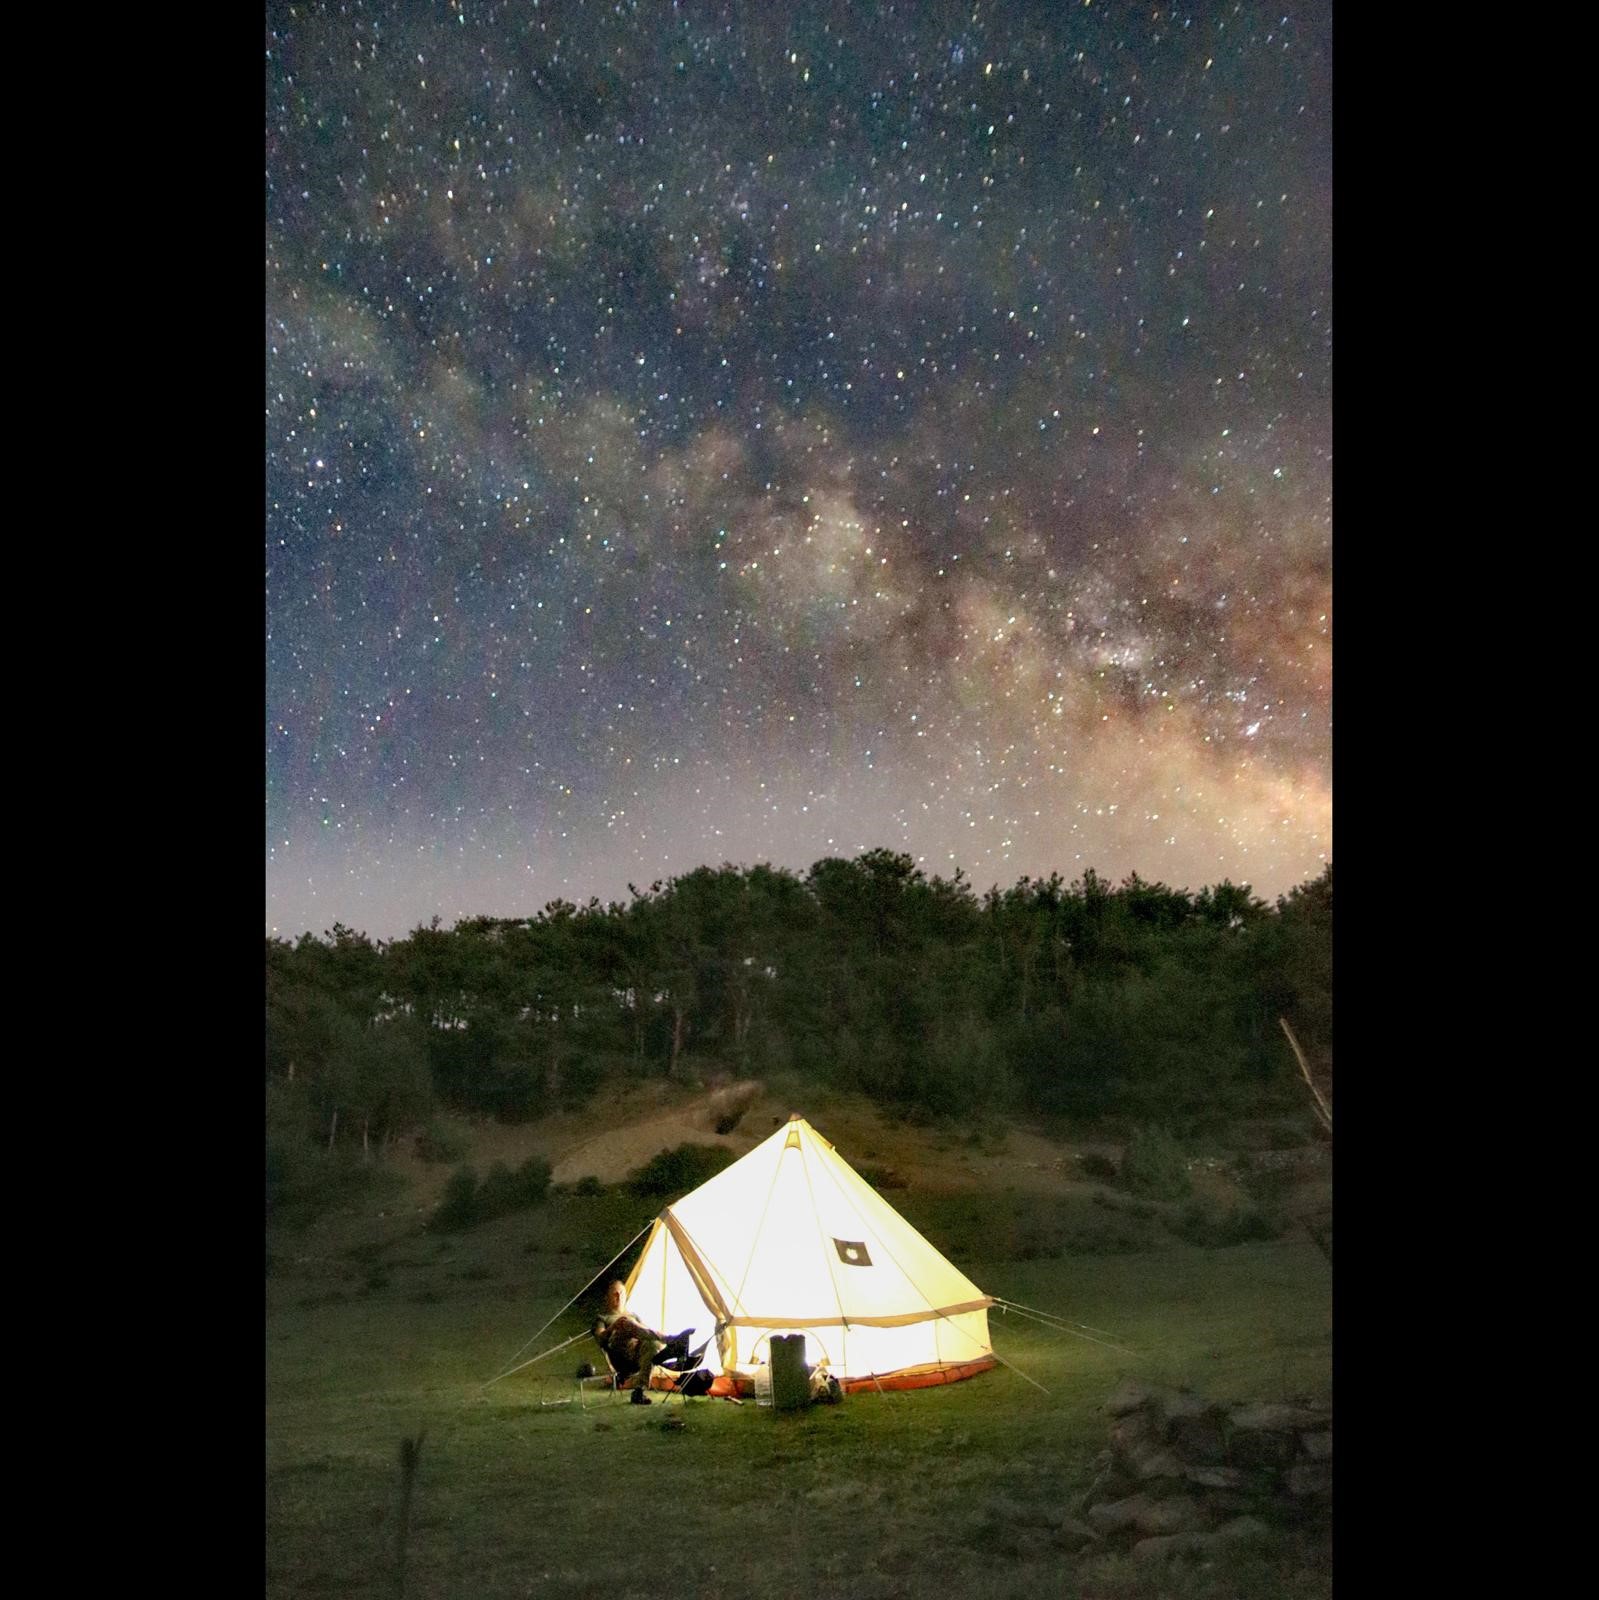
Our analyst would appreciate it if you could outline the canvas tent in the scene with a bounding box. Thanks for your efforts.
[624,1114,996,1394]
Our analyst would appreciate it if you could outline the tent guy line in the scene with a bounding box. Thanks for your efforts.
[481,1329,593,1390]
[994,1301,1139,1357]
[475,1218,654,1395]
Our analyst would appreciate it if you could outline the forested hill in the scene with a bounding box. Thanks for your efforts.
[267,851,1332,1166]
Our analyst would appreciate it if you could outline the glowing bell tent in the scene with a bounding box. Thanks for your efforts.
[622,1114,996,1394]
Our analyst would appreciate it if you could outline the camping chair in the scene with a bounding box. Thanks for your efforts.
[585,1323,711,1399]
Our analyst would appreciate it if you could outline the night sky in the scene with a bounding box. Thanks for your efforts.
[266,1,1331,941]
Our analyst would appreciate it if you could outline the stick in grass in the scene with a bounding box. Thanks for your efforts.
[394,1431,425,1600]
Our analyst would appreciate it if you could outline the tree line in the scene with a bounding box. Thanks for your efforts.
[266,851,1331,1177]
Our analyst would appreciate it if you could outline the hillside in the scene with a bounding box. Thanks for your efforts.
[266,1081,1332,1600]
[270,1076,1331,1276]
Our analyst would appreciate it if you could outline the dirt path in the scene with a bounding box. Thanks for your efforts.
[368,1079,1318,1231]
[548,1096,763,1185]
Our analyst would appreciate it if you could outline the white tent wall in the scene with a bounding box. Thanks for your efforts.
[621,1117,995,1388]
[625,1219,713,1353]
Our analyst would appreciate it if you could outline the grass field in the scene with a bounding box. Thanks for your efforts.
[267,1153,1331,1600]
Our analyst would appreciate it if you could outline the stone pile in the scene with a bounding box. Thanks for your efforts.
[1079,1378,1331,1563]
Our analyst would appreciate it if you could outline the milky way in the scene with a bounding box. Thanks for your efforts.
[266,1,1331,940]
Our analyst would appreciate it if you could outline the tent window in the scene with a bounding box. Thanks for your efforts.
[833,1239,872,1267]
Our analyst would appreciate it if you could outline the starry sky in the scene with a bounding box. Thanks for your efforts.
[266,1,1331,942]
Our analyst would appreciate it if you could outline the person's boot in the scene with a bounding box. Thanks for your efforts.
[630,1386,651,1405]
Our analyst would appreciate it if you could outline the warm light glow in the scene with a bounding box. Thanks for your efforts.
[626,1118,992,1384]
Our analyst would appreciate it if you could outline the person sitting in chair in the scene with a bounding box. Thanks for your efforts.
[591,1282,707,1404]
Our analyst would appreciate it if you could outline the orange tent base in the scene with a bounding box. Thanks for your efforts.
[840,1356,997,1394]
[643,1369,742,1398]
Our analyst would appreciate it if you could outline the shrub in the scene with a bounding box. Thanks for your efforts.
[478,1161,517,1213]
[434,1166,482,1231]
[1119,1125,1193,1202]
[479,1156,553,1217]
[1171,1201,1283,1247]
[625,1143,736,1199]
[414,1118,472,1164]
[963,1124,1010,1156]
[1238,1161,1299,1206]
[435,1156,552,1231]
[571,1175,605,1197]
[1063,1216,1160,1255]
[1077,1152,1119,1183]
[519,1154,554,1203]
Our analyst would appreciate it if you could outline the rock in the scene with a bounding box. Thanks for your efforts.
[1133,1514,1274,1563]
[1230,1401,1327,1432]
[1127,1440,1190,1481]
[1131,1531,1213,1563]
[1086,1491,1212,1539]
[1171,1413,1230,1463]
[1228,1427,1298,1472]
[1215,1515,1273,1544]
[1130,1532,1199,1563]
[1077,1462,1136,1514]
[1053,1516,1101,1551]
[1087,1494,1154,1535]
[1205,1490,1262,1517]
[1104,1377,1159,1417]
[1183,1464,1245,1491]
[1286,1462,1332,1498]
[1098,1385,1329,1541]
[1153,1389,1215,1431]
[1134,1495,1212,1536]
[1108,1410,1160,1458]
[1104,1377,1213,1423]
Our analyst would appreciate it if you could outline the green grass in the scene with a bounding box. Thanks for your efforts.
[268,1179,1330,1600]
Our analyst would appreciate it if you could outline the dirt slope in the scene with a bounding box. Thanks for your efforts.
[360,1079,1325,1234]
